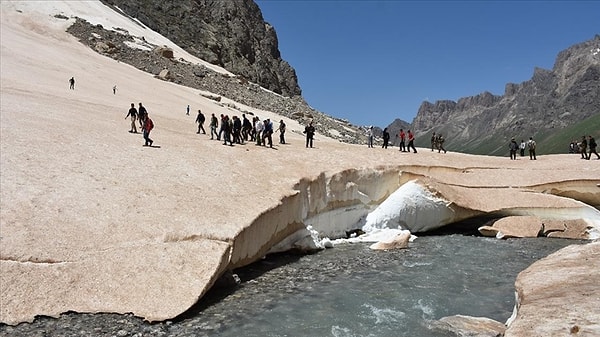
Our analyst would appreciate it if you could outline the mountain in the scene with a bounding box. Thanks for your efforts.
[66,4,370,144]
[83,0,600,154]
[99,0,301,97]
[408,35,600,155]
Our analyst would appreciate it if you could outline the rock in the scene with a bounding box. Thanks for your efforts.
[479,217,592,240]
[505,242,600,336]
[430,314,506,337]
[156,68,172,81]
[369,230,411,250]
[478,225,500,237]
[543,219,590,239]
[490,216,543,239]
[153,45,173,59]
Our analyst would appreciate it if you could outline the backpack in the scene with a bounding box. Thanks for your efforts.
[146,118,154,131]
[528,141,536,150]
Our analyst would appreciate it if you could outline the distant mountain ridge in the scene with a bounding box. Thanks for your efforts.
[407,35,600,155]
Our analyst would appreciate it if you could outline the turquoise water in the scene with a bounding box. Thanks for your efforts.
[182,235,579,337]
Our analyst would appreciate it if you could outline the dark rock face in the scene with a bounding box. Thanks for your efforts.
[100,0,301,97]
[409,35,600,154]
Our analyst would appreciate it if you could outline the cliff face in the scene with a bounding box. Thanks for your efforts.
[409,35,600,155]
[100,0,301,97]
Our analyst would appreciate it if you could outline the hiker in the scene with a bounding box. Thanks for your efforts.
[528,137,537,160]
[222,115,233,146]
[437,133,447,153]
[195,110,206,134]
[242,114,253,141]
[69,77,75,90]
[209,113,218,140]
[382,128,390,149]
[407,130,417,153]
[398,129,406,152]
[218,114,226,141]
[124,103,138,133]
[277,119,286,144]
[579,135,588,159]
[367,126,374,148]
[509,138,518,160]
[587,135,599,160]
[113,85,117,95]
[255,117,264,146]
[431,132,437,151]
[232,116,243,144]
[143,114,154,146]
[304,122,315,148]
[519,139,526,157]
[138,103,147,130]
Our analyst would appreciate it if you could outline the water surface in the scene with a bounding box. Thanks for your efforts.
[0,235,580,337]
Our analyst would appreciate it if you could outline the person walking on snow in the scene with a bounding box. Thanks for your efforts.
[587,135,599,160]
[407,130,417,153]
[528,137,537,160]
[143,114,154,146]
[138,103,147,130]
[367,126,374,148]
[195,110,206,134]
[125,103,138,133]
[304,122,315,148]
[398,129,406,152]
[382,128,390,149]
[277,119,286,144]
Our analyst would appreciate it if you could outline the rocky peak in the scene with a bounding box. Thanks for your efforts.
[99,0,301,97]
[408,36,600,155]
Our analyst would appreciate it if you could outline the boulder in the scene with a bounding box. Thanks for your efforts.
[156,69,172,81]
[543,219,590,239]
[492,216,543,239]
[369,230,411,250]
[154,45,173,59]
[478,217,592,240]
[430,314,506,337]
[505,242,600,336]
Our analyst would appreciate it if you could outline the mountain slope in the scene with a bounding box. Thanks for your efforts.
[408,35,600,155]
[99,0,301,97]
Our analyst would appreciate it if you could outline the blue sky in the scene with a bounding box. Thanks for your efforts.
[256,0,600,128]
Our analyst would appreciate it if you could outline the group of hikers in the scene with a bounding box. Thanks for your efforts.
[124,102,154,146]
[509,137,537,160]
[194,110,288,148]
[120,101,598,161]
[570,135,600,160]
[375,128,420,153]
[430,132,447,153]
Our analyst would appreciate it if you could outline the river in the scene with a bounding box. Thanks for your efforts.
[0,234,581,337]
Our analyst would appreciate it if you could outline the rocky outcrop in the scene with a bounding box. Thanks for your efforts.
[505,242,600,336]
[99,0,301,97]
[479,216,591,240]
[408,35,600,155]
[430,315,506,337]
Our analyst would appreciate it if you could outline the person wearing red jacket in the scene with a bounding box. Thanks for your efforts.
[398,129,406,152]
[407,130,417,153]
[143,115,154,146]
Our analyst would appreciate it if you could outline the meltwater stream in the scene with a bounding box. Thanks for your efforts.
[0,235,582,337]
